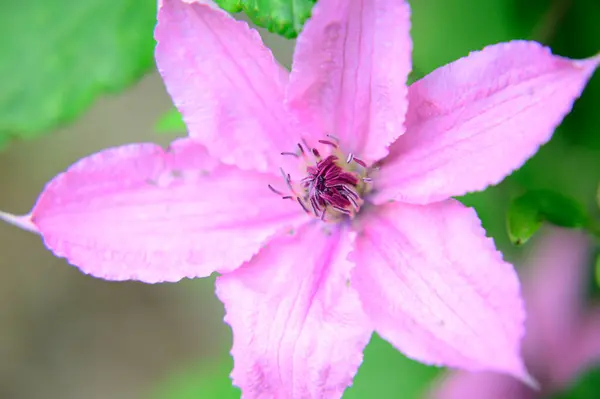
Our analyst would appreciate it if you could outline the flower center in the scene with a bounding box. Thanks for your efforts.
[269,137,372,222]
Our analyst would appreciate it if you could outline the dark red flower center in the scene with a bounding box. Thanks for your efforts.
[268,137,372,222]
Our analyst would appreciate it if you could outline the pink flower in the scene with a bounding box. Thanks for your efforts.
[1,0,598,397]
[429,228,600,399]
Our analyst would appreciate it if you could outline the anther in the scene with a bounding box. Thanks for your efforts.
[312,148,321,158]
[353,157,367,167]
[268,184,283,195]
[297,198,309,213]
[332,206,351,214]
[281,151,299,157]
[279,167,293,190]
[346,153,354,163]
[297,143,305,154]
[318,139,338,149]
[326,134,340,143]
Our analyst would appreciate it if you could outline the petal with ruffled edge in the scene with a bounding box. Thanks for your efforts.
[216,222,372,399]
[0,139,304,283]
[374,42,600,205]
[286,0,411,162]
[351,200,530,382]
[155,0,298,172]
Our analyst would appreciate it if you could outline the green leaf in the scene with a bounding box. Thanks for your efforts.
[155,107,187,134]
[215,0,316,39]
[151,357,240,399]
[410,0,523,74]
[0,0,156,145]
[151,335,439,399]
[507,190,590,246]
[550,366,600,399]
[344,334,439,399]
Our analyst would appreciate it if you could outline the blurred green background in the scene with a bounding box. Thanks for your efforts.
[0,0,599,398]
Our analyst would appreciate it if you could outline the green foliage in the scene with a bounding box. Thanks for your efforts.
[550,367,600,399]
[151,335,439,399]
[344,334,439,399]
[410,0,522,74]
[216,0,315,39]
[0,0,156,146]
[151,357,240,399]
[155,107,186,134]
[507,190,590,246]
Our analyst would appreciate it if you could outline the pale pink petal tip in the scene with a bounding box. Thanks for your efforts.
[520,369,540,392]
[0,211,38,234]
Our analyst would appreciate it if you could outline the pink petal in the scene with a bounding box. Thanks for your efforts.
[351,200,530,381]
[286,0,411,162]
[11,139,303,283]
[519,228,592,379]
[429,371,535,399]
[561,308,600,386]
[155,0,298,172]
[374,42,600,204]
[215,223,372,399]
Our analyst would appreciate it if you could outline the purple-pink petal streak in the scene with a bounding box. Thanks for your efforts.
[520,228,591,382]
[351,200,529,381]
[430,371,535,399]
[216,223,372,399]
[155,0,298,172]
[374,42,600,205]
[286,0,412,162]
[20,139,303,283]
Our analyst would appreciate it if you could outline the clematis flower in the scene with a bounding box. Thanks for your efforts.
[429,228,600,399]
[1,0,599,397]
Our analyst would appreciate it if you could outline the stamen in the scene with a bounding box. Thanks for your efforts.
[318,139,338,149]
[297,198,309,213]
[326,134,340,143]
[276,135,370,222]
[279,168,293,190]
[268,184,283,195]
[353,157,367,167]
[332,206,351,214]
[341,185,359,199]
[345,194,359,210]
[309,197,321,217]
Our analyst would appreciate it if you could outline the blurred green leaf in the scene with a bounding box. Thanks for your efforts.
[410,0,525,74]
[550,366,600,399]
[592,251,600,297]
[0,0,156,145]
[155,107,186,134]
[151,335,439,399]
[507,190,590,245]
[344,334,439,399]
[216,0,315,39]
[151,357,240,399]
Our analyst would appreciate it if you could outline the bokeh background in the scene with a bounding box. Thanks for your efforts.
[1,0,599,398]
